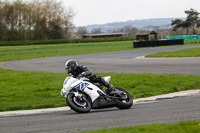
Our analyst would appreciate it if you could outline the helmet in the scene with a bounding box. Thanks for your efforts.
[65,59,78,74]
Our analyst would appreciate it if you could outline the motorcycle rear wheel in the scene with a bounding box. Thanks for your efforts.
[66,93,91,113]
[114,87,133,109]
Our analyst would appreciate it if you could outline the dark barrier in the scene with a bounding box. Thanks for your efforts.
[133,39,184,48]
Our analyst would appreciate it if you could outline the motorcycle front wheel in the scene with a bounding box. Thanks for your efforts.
[114,87,133,109]
[66,93,92,113]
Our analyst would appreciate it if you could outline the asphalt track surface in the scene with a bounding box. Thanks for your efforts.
[1,45,200,75]
[0,95,200,133]
[0,45,200,133]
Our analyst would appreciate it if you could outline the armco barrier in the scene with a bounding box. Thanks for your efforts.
[133,39,184,48]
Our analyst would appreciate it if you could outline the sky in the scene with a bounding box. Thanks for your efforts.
[62,0,200,27]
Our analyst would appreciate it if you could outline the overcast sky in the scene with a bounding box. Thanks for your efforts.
[62,0,200,27]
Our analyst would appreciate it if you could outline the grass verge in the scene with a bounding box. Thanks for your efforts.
[184,39,200,45]
[1,39,200,62]
[0,41,133,62]
[82,121,200,133]
[1,40,200,111]
[1,68,200,111]
[146,48,200,57]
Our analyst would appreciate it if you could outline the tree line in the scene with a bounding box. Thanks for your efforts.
[76,25,183,39]
[1,1,199,42]
[0,0,74,41]
[171,8,200,35]
[77,8,200,38]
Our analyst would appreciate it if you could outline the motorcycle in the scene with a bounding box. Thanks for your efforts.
[61,75,133,113]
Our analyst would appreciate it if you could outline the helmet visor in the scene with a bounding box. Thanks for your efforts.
[65,67,72,74]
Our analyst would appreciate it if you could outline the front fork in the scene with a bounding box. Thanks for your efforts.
[71,90,84,101]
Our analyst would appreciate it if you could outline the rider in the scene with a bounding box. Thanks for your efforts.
[64,59,114,94]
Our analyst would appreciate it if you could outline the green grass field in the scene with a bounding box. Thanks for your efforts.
[0,41,133,62]
[83,121,200,133]
[184,39,200,45]
[1,68,200,111]
[146,48,200,58]
[1,40,200,111]
[145,39,200,58]
[1,39,200,62]
[1,39,200,133]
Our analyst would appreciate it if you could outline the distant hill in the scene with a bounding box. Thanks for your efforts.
[79,18,185,33]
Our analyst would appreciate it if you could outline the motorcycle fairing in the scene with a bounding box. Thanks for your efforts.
[61,76,106,102]
[83,83,105,102]
[92,96,116,109]
[75,82,89,90]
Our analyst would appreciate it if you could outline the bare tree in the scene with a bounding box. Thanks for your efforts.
[31,0,75,40]
[113,25,138,37]
[0,0,75,41]
[91,28,102,34]
[0,1,6,40]
[76,27,88,37]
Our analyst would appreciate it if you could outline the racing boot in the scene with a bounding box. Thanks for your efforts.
[98,77,114,95]
[105,83,114,95]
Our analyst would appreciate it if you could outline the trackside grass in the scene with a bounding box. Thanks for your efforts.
[184,39,200,45]
[0,41,133,62]
[82,121,200,133]
[1,68,200,111]
[1,39,200,62]
[146,48,200,58]
[1,40,200,111]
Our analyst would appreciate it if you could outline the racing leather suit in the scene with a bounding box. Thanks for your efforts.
[71,65,113,92]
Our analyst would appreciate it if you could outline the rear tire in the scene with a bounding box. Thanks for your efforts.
[66,93,91,113]
[115,87,133,109]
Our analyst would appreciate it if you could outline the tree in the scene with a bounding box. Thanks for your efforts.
[76,27,88,37]
[121,25,138,37]
[181,20,190,35]
[0,1,6,40]
[171,19,190,35]
[185,8,199,34]
[91,28,102,34]
[0,0,75,41]
[31,0,75,40]
[111,25,138,37]
[171,19,183,30]
[197,20,200,28]
[171,8,200,35]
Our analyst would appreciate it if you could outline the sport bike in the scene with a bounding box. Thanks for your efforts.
[61,75,133,113]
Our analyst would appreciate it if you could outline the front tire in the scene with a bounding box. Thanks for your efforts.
[115,87,133,109]
[66,93,92,113]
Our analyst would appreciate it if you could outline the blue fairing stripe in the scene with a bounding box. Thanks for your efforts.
[75,82,89,90]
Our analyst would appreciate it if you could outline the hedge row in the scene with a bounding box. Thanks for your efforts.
[0,37,136,46]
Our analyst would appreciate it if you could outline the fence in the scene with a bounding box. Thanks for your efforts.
[167,35,200,40]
